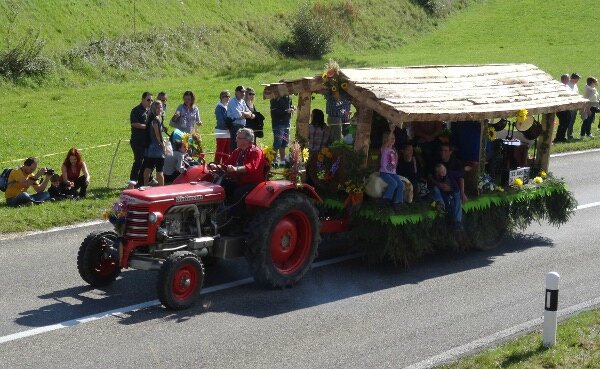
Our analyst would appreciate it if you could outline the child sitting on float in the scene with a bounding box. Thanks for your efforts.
[377,131,404,213]
[431,163,463,229]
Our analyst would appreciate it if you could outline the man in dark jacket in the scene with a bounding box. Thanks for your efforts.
[129,92,153,188]
[270,93,294,165]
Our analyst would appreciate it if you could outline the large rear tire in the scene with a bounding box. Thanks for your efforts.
[157,251,204,310]
[77,231,121,287]
[246,192,320,287]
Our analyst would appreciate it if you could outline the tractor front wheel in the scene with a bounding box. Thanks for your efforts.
[157,251,204,310]
[77,231,121,287]
[246,192,320,287]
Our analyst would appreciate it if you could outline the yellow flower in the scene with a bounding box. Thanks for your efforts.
[496,187,505,192]
[322,72,328,79]
[515,109,529,124]
[101,210,110,220]
[513,178,523,187]
[533,176,543,184]
[539,170,547,178]
[488,127,496,141]
[332,86,337,92]
[341,82,348,89]
[302,148,309,162]
[430,201,437,209]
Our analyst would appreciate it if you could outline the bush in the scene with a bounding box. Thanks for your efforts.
[0,30,53,81]
[415,0,452,17]
[285,4,333,59]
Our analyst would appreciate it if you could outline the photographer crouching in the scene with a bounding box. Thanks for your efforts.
[4,157,52,207]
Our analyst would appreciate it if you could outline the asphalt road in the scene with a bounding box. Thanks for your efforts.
[0,151,599,369]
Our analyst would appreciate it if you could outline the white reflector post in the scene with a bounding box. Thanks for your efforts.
[543,272,560,347]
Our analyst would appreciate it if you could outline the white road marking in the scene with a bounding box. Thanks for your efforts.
[0,253,360,345]
[403,296,600,369]
[575,202,600,211]
[550,148,600,158]
[0,220,105,241]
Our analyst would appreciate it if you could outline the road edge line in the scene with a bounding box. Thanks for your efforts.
[402,296,600,369]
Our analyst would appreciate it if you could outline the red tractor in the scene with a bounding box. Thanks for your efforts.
[77,164,345,310]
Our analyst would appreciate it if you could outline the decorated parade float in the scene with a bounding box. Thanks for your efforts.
[78,62,588,310]
[262,62,587,266]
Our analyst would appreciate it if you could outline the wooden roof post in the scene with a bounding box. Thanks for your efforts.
[354,104,373,167]
[295,90,312,145]
[534,113,554,172]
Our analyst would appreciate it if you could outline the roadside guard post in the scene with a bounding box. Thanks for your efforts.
[543,272,560,348]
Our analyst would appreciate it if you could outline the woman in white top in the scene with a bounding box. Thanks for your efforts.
[581,76,598,138]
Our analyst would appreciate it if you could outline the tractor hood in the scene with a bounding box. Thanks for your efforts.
[120,182,225,205]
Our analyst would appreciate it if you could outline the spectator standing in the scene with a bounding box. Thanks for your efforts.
[60,147,90,198]
[244,87,265,143]
[170,90,201,134]
[270,92,294,165]
[157,92,168,126]
[214,90,231,164]
[325,91,351,142]
[554,74,571,143]
[580,76,599,139]
[129,91,153,188]
[308,109,330,154]
[566,73,581,140]
[4,157,51,207]
[143,101,167,186]
[227,86,254,151]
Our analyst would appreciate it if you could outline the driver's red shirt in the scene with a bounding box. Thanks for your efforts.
[224,145,266,185]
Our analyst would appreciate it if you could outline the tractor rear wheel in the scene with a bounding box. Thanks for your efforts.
[77,231,121,287]
[157,251,204,310]
[246,192,320,287]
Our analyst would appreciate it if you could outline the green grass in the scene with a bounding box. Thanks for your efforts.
[439,308,600,368]
[0,0,599,234]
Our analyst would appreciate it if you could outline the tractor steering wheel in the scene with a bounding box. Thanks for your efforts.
[207,162,227,185]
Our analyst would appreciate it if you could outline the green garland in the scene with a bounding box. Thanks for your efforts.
[320,178,577,266]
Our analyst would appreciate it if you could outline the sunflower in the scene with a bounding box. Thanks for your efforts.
[515,109,529,124]
[341,82,348,89]
[533,176,543,184]
[487,127,496,141]
[302,147,309,162]
[332,86,337,92]
[539,170,547,178]
[513,178,524,187]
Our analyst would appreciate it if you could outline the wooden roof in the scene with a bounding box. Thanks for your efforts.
[263,64,589,124]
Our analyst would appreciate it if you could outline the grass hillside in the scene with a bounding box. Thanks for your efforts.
[0,0,598,233]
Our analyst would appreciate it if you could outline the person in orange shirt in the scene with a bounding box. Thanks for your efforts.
[5,157,51,207]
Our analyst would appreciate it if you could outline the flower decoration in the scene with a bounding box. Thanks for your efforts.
[487,127,496,141]
[496,187,505,192]
[105,201,127,225]
[513,178,524,187]
[478,174,495,192]
[533,176,543,184]
[515,109,529,124]
[286,141,310,185]
[322,59,349,101]
[539,170,547,178]
[315,146,340,181]
[302,147,309,163]
[261,146,277,163]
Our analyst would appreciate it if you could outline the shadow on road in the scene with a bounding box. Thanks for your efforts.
[14,232,553,328]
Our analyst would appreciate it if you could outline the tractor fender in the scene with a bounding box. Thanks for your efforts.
[245,180,322,208]
[172,165,211,184]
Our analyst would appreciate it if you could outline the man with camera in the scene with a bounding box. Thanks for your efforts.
[5,157,52,207]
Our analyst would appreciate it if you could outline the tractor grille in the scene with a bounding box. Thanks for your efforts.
[125,205,149,241]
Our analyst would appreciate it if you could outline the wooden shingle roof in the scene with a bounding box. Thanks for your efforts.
[263,64,589,124]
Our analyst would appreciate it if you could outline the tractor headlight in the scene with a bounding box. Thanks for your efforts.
[148,212,161,224]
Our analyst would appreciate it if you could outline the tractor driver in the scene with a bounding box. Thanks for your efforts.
[209,128,266,213]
